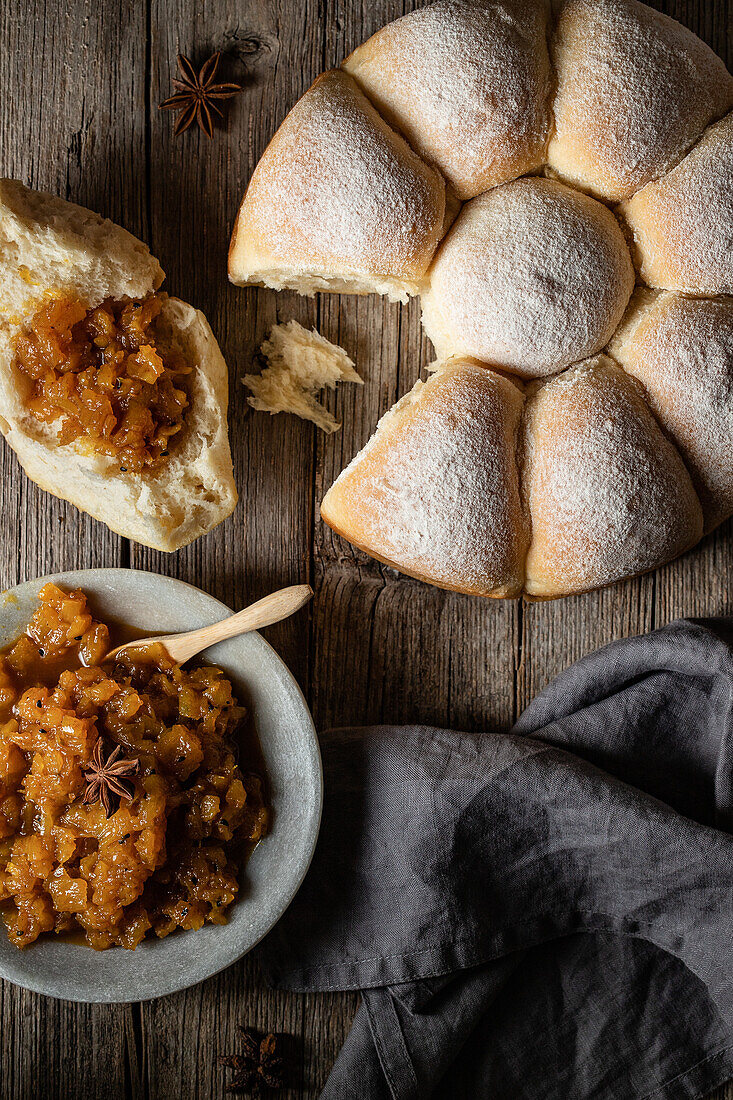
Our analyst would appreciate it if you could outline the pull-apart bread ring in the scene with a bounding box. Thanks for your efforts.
[548,0,733,202]
[421,178,634,376]
[320,359,528,598]
[231,0,733,600]
[342,0,553,201]
[0,180,237,550]
[228,70,453,303]
[610,291,733,533]
[619,112,733,295]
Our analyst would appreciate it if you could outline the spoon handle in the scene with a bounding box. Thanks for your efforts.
[167,584,314,663]
[106,584,314,665]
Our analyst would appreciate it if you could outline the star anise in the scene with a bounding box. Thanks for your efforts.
[159,52,242,138]
[219,1028,285,1094]
[82,738,140,819]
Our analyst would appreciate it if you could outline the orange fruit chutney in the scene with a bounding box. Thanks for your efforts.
[13,293,189,472]
[0,584,269,950]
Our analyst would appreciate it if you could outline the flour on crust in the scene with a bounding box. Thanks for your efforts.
[321,358,529,598]
[619,112,733,294]
[421,178,634,376]
[610,290,733,532]
[522,356,703,597]
[548,0,733,202]
[343,0,553,200]
[228,71,452,303]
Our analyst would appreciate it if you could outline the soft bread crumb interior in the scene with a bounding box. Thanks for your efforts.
[233,269,419,304]
[0,180,237,551]
[244,320,363,434]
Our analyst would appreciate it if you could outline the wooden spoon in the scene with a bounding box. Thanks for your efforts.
[105,584,313,666]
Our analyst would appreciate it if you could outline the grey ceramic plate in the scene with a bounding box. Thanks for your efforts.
[0,568,322,1003]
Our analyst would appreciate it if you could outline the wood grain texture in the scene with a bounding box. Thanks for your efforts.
[0,0,731,1096]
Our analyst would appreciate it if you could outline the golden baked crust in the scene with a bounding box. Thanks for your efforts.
[619,112,733,294]
[610,291,733,533]
[343,0,552,200]
[321,359,528,598]
[548,0,733,201]
[228,70,451,303]
[421,178,634,376]
[522,357,703,598]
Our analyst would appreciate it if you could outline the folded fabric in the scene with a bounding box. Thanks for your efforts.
[258,619,733,1099]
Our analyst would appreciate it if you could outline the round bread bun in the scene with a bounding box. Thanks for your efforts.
[619,112,733,295]
[228,70,453,304]
[342,0,552,201]
[522,355,703,598]
[610,290,733,533]
[547,0,733,202]
[421,177,634,377]
[0,179,237,552]
[320,358,529,598]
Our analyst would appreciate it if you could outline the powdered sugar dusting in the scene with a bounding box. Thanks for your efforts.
[548,0,733,202]
[620,112,733,294]
[523,356,702,595]
[323,362,528,596]
[235,0,732,598]
[343,0,552,200]
[610,292,733,531]
[422,178,634,376]
[240,71,446,282]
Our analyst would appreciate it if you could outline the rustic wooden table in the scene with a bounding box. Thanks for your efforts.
[0,0,731,1096]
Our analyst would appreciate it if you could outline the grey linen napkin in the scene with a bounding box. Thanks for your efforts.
[258,619,733,1099]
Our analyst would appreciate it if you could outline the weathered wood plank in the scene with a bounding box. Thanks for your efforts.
[0,0,142,1096]
[0,0,730,1097]
[137,1,323,1096]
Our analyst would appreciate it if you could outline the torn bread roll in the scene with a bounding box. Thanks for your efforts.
[228,70,453,303]
[421,178,634,377]
[548,0,733,202]
[619,112,733,295]
[0,179,237,551]
[610,291,733,533]
[243,320,362,434]
[522,356,703,598]
[320,358,529,598]
[342,0,552,201]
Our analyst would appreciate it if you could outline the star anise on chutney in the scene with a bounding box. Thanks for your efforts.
[219,1028,285,1094]
[159,52,242,138]
[82,738,140,819]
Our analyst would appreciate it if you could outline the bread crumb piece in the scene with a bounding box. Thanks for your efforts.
[243,320,362,434]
